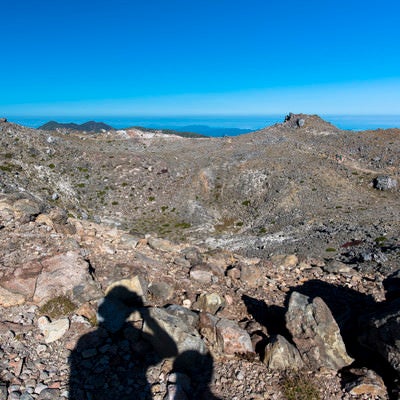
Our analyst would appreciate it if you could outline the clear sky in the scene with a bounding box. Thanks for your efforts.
[2,0,400,116]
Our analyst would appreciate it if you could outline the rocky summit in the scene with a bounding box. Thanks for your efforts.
[0,114,399,399]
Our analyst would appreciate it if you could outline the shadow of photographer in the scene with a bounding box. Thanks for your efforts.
[68,285,220,399]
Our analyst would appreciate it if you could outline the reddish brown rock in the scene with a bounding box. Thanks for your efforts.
[33,251,100,305]
[216,317,254,355]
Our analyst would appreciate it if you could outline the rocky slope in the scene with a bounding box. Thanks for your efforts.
[0,115,399,399]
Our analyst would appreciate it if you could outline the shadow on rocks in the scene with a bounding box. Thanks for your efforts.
[68,286,178,400]
[68,286,219,400]
[289,279,400,399]
[245,279,399,398]
[242,294,290,338]
[170,350,221,400]
[286,279,377,363]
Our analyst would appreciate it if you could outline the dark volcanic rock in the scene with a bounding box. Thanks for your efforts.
[359,297,400,377]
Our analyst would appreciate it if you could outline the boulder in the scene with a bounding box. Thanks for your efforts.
[373,175,397,191]
[189,264,214,284]
[215,317,253,355]
[270,254,298,269]
[165,305,199,329]
[96,296,132,333]
[1,251,100,306]
[105,275,147,301]
[285,291,353,370]
[263,334,304,370]
[297,118,305,128]
[344,368,387,398]
[147,237,181,253]
[142,307,207,359]
[239,263,264,287]
[148,282,174,302]
[193,293,225,314]
[37,316,70,344]
[33,251,101,305]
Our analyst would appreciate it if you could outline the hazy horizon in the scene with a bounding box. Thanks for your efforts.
[7,114,400,133]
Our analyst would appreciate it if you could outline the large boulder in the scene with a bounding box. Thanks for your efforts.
[1,251,101,306]
[373,175,397,191]
[285,291,353,370]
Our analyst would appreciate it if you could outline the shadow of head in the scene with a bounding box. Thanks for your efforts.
[97,286,144,333]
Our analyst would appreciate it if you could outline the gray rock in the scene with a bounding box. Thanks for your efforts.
[263,334,304,370]
[240,263,264,287]
[0,118,7,123]
[193,293,225,314]
[344,368,387,398]
[297,118,305,127]
[8,391,21,400]
[142,307,207,359]
[322,260,353,274]
[148,282,174,302]
[148,237,180,252]
[37,388,60,399]
[165,305,199,328]
[20,393,35,400]
[189,264,214,283]
[37,316,70,343]
[0,384,7,399]
[285,291,353,370]
[373,175,397,191]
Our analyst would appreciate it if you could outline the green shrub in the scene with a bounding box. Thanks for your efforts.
[0,164,12,172]
[48,163,55,169]
[39,296,76,319]
[375,236,387,245]
[281,372,320,400]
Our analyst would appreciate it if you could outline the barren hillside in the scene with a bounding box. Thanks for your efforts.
[0,114,399,399]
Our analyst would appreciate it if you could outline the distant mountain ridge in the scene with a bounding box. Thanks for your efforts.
[37,120,253,137]
[39,120,114,132]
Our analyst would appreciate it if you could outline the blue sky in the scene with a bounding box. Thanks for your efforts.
[2,0,400,116]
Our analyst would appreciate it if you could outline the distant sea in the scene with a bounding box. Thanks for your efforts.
[6,115,400,137]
